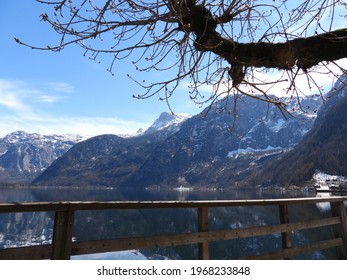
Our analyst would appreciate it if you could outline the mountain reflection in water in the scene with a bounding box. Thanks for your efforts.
[0,186,337,259]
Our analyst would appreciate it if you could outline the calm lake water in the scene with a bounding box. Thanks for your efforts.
[0,186,339,259]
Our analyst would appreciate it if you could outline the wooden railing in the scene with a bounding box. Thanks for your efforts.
[0,196,347,260]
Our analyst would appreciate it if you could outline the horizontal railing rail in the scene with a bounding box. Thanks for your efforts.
[0,196,346,260]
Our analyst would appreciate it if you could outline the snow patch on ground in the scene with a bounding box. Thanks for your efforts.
[227,146,283,158]
[265,119,286,133]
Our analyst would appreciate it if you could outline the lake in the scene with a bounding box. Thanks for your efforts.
[0,185,339,259]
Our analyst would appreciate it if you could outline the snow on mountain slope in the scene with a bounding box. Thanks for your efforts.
[144,112,191,134]
[0,131,87,183]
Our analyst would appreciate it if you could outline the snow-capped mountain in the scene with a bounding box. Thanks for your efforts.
[0,131,86,183]
[33,94,321,188]
[248,75,347,186]
[144,112,191,135]
[122,95,320,188]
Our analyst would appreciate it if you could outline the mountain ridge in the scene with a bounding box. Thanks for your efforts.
[0,131,87,183]
[247,76,347,187]
[33,94,320,188]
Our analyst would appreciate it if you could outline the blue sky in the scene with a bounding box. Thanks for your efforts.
[0,0,202,137]
[1,1,346,137]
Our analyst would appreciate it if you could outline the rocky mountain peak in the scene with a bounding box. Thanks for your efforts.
[144,112,191,135]
[3,131,32,143]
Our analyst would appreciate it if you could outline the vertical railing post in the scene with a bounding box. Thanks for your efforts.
[51,210,75,260]
[279,204,292,258]
[331,201,347,259]
[198,207,209,260]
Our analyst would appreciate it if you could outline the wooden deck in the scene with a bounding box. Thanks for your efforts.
[0,196,347,260]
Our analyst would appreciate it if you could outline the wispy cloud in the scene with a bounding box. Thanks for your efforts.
[37,94,68,103]
[0,79,34,115]
[42,82,75,93]
[0,78,71,109]
[0,114,150,138]
[0,79,150,137]
[37,116,150,136]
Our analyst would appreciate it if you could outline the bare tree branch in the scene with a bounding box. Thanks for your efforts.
[18,0,347,113]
